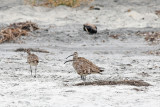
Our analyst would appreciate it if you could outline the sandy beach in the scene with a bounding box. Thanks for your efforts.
[0,0,160,107]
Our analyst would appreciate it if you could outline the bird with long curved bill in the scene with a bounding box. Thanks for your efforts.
[64,52,104,85]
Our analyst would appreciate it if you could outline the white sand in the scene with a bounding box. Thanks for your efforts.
[0,0,160,107]
[0,0,160,29]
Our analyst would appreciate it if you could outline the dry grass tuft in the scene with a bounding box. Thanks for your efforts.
[9,21,39,31]
[24,0,94,7]
[136,31,160,43]
[0,28,27,43]
[0,21,38,43]
[75,80,151,86]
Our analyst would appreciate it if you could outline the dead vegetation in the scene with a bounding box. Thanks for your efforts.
[0,21,38,43]
[109,34,120,39]
[143,50,160,56]
[15,48,49,53]
[155,10,160,17]
[136,31,160,43]
[75,80,151,86]
[24,0,94,8]
[125,9,132,12]
[9,21,39,31]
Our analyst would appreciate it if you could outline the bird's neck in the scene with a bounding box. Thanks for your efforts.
[27,52,31,55]
[73,56,78,60]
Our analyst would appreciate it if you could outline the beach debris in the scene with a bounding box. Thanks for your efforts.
[75,80,151,86]
[0,21,39,43]
[132,88,145,91]
[0,28,28,43]
[89,6,100,10]
[109,34,120,39]
[9,21,39,31]
[125,9,132,12]
[83,23,97,34]
[136,31,160,43]
[64,52,104,85]
[15,48,49,53]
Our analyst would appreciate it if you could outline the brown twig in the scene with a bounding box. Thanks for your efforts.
[15,48,49,53]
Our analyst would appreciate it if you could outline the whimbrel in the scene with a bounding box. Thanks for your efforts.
[64,52,104,85]
[83,23,97,34]
[25,49,39,77]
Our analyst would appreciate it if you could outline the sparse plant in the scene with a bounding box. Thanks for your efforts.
[24,0,94,7]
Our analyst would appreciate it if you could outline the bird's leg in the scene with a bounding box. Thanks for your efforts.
[34,66,37,78]
[84,76,86,81]
[81,75,86,86]
[83,76,86,86]
[30,65,32,76]
[81,75,83,80]
[80,75,85,85]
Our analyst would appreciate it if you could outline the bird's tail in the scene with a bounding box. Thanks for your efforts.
[99,67,104,72]
[98,67,104,74]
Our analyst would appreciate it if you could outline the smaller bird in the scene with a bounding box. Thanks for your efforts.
[83,23,97,34]
[25,49,39,78]
[64,52,104,85]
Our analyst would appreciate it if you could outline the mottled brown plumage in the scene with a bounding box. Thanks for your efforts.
[65,52,104,84]
[26,49,39,77]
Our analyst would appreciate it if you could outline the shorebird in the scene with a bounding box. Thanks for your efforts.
[25,49,39,77]
[83,23,97,34]
[64,52,104,85]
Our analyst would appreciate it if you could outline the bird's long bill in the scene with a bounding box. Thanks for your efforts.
[64,60,74,64]
[66,54,73,59]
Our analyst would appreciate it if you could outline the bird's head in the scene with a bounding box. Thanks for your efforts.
[25,49,31,55]
[66,52,78,59]
[64,52,78,64]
